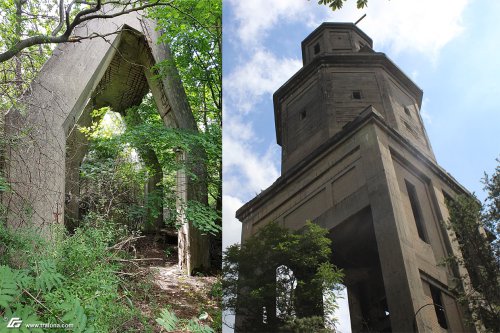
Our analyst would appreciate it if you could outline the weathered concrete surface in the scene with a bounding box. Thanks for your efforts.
[236,23,476,332]
[2,11,209,274]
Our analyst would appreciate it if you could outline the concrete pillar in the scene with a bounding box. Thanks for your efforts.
[358,125,421,332]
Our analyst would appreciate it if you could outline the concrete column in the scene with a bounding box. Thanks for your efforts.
[357,124,423,332]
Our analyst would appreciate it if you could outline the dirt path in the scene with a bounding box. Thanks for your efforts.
[128,235,221,332]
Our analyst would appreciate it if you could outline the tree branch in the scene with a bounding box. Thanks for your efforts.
[0,0,174,63]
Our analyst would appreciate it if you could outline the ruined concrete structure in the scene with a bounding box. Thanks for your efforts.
[2,11,208,274]
[236,23,477,332]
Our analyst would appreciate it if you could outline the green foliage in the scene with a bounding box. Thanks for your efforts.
[60,298,88,333]
[444,159,500,332]
[150,0,222,126]
[77,97,221,236]
[223,221,343,332]
[0,216,143,332]
[280,316,333,333]
[156,308,179,331]
[156,308,214,333]
[185,200,221,235]
[34,260,64,293]
[315,0,368,11]
[0,265,21,308]
[483,159,500,259]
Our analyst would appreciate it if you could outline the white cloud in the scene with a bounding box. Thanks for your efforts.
[227,0,469,61]
[223,103,280,198]
[349,0,470,59]
[224,49,302,114]
[222,194,244,249]
[226,0,312,46]
[223,130,280,197]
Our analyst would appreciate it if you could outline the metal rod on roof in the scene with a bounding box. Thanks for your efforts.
[354,14,367,25]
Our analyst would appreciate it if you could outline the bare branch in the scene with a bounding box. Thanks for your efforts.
[51,0,65,36]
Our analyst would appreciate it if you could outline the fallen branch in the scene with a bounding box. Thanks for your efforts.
[107,235,145,251]
[110,257,164,262]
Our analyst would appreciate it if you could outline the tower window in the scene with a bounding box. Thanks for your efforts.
[299,110,307,120]
[352,90,362,100]
[430,285,448,329]
[404,106,411,117]
[314,43,320,54]
[405,180,428,243]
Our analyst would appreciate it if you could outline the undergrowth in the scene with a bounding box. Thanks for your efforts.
[0,213,221,332]
[0,213,147,332]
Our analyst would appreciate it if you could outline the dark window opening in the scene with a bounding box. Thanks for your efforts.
[352,90,362,100]
[314,43,320,54]
[299,110,306,120]
[404,106,411,117]
[430,285,448,329]
[405,180,428,243]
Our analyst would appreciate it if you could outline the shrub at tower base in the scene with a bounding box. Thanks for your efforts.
[223,221,344,332]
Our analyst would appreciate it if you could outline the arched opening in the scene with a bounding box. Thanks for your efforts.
[275,264,350,331]
[276,264,297,320]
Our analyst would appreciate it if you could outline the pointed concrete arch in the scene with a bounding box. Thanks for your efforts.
[2,12,209,274]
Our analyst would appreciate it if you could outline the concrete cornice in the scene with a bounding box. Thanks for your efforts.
[236,107,471,222]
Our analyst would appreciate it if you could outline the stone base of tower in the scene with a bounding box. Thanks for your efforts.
[236,107,475,332]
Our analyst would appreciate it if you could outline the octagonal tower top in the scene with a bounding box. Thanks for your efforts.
[302,22,373,66]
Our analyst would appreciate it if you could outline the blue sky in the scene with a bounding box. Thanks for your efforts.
[222,0,500,331]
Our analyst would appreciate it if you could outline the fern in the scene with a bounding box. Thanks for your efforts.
[0,265,20,309]
[156,308,179,331]
[14,270,33,290]
[60,298,88,333]
[35,260,64,292]
[186,319,215,333]
[156,308,215,333]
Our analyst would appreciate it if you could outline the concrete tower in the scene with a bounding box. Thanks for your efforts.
[236,23,475,332]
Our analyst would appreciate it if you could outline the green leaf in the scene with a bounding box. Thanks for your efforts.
[0,265,21,309]
[156,308,179,331]
[35,259,64,292]
[186,319,214,333]
[60,298,87,333]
